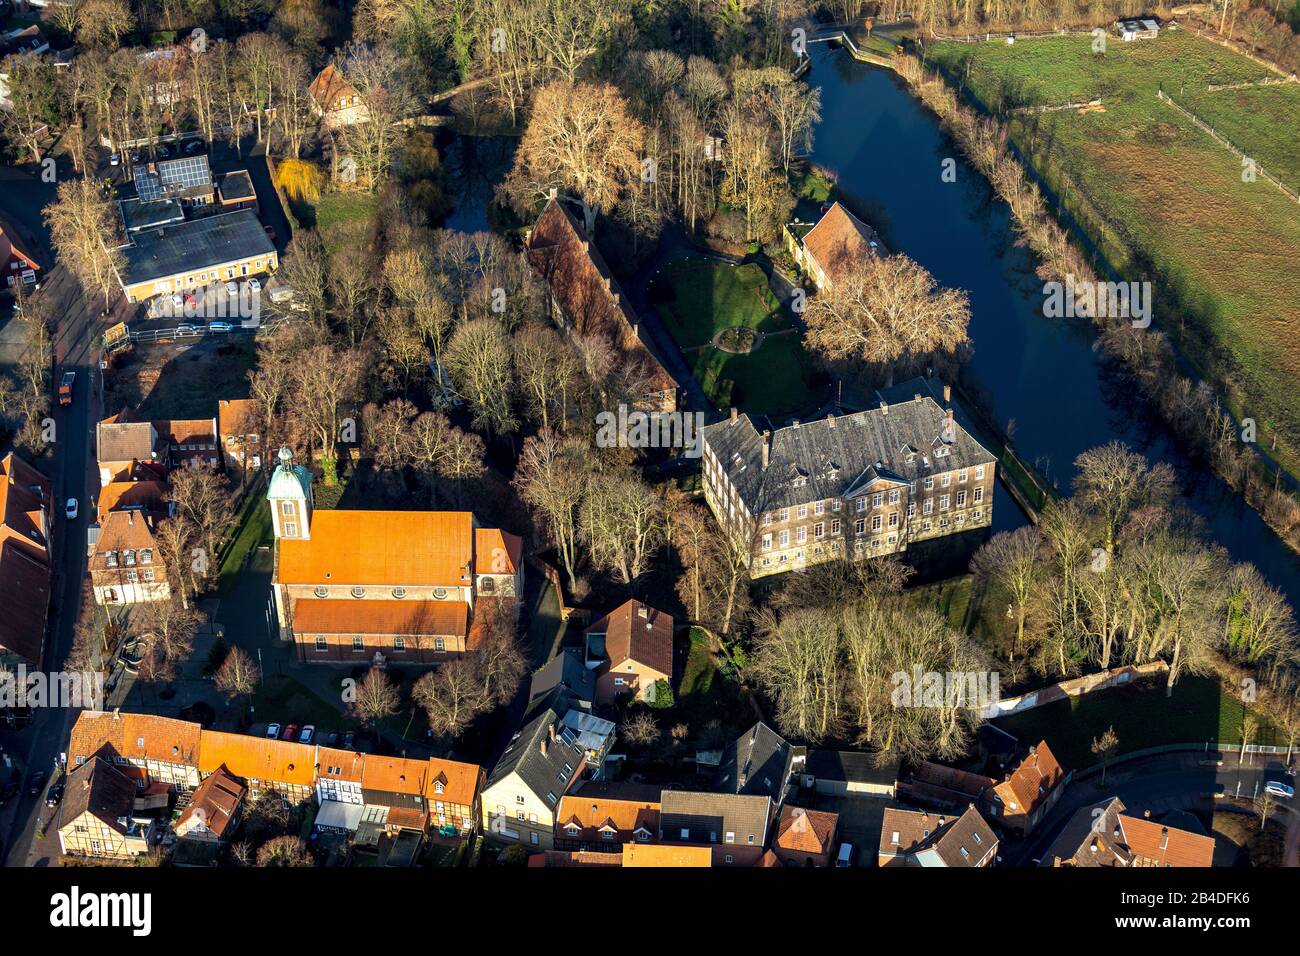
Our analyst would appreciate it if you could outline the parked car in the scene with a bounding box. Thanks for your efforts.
[299,725,315,745]
[207,321,235,333]
[28,770,46,795]
[247,277,261,292]
[64,498,78,520]
[157,145,170,158]
[281,724,299,741]
[225,282,239,297]
[323,731,339,746]
[45,782,64,808]
[175,323,201,335]
[265,723,281,739]
[341,731,355,750]
[109,153,120,167]
[835,843,855,867]
[1263,780,1295,799]
[185,140,203,154]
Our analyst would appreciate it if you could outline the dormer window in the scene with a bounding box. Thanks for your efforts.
[140,549,152,565]
[124,550,137,566]
[105,551,119,568]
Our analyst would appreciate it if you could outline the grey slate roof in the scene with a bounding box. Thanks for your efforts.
[806,749,900,787]
[715,721,794,798]
[488,687,587,806]
[120,198,185,234]
[120,210,275,287]
[660,790,771,848]
[702,376,995,514]
[915,804,998,867]
[528,647,595,706]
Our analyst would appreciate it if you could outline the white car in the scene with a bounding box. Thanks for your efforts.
[65,498,78,520]
[247,277,261,293]
[226,282,239,297]
[1263,781,1295,799]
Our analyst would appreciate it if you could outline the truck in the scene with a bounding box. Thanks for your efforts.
[58,371,75,406]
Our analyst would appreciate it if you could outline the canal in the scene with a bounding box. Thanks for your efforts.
[803,43,1300,605]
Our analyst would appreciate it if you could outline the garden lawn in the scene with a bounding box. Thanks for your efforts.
[651,259,819,417]
[930,31,1300,478]
[216,487,271,596]
[314,191,378,256]
[991,674,1282,769]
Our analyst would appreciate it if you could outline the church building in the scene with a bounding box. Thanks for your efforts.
[266,448,523,665]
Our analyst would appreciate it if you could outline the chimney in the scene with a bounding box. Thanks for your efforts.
[127,511,134,525]
[637,604,648,620]
[1159,827,1169,851]
[827,413,835,428]
[879,400,888,415]
[761,432,770,469]
[540,736,549,757]
[548,187,557,199]
[729,407,738,423]
[942,383,952,403]
[1143,809,1151,819]
[914,393,923,403]
[946,408,954,432]
[582,240,589,252]
[791,419,800,429]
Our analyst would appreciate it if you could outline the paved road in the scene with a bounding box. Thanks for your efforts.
[0,160,113,867]
[1012,749,1299,867]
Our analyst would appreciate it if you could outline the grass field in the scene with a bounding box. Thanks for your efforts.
[650,259,820,417]
[930,30,1300,477]
[313,191,378,256]
[992,674,1281,769]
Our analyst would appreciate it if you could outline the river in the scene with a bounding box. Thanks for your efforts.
[803,43,1300,605]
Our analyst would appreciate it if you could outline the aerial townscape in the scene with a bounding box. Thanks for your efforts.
[0,0,1297,930]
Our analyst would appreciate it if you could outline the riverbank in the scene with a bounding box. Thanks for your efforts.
[916,32,1300,559]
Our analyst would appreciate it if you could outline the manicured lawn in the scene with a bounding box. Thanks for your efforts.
[929,30,1300,478]
[909,574,974,632]
[650,259,820,417]
[991,674,1282,769]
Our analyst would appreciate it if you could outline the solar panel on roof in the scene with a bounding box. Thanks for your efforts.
[133,167,162,201]
[158,156,211,191]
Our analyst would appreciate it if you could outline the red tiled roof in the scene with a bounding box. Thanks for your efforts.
[291,599,468,637]
[802,202,880,280]
[277,511,474,587]
[586,599,674,679]
[775,805,837,854]
[526,198,676,398]
[1120,815,1215,867]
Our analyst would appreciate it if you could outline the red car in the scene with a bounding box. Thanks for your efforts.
[280,723,299,741]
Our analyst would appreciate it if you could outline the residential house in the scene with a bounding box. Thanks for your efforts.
[96,478,169,526]
[154,417,220,471]
[116,210,278,304]
[308,63,370,128]
[1040,798,1215,867]
[174,765,245,843]
[700,377,996,577]
[426,757,485,837]
[987,740,1070,836]
[89,509,169,606]
[56,757,157,859]
[897,760,995,810]
[198,729,316,804]
[803,749,899,798]
[96,411,164,486]
[314,745,366,834]
[584,599,674,707]
[717,721,802,805]
[0,214,40,294]
[356,755,433,862]
[267,447,523,665]
[66,711,203,790]
[525,195,677,413]
[482,692,590,850]
[529,646,596,706]
[217,398,263,482]
[1116,18,1160,40]
[878,804,999,867]
[659,790,772,867]
[0,451,52,667]
[554,781,660,851]
[772,805,839,867]
[132,154,215,208]
[786,201,884,291]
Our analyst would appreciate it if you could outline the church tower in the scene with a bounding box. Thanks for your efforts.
[267,446,313,540]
